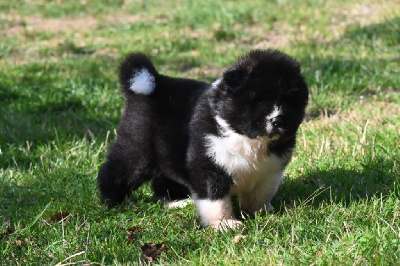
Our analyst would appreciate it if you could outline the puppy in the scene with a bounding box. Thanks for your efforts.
[97,50,308,230]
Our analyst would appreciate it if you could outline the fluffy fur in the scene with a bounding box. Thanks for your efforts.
[97,50,308,230]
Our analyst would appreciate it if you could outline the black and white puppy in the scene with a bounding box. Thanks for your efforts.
[97,50,308,230]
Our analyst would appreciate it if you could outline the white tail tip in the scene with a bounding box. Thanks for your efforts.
[128,68,156,95]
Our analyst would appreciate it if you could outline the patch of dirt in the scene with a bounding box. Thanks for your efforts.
[239,22,292,49]
[3,15,99,37]
[185,66,223,80]
[327,1,397,39]
[93,47,120,60]
[2,12,147,37]
[338,3,389,26]
[251,28,291,49]
[183,26,213,39]
[245,1,397,47]
[104,13,143,25]
[32,16,97,33]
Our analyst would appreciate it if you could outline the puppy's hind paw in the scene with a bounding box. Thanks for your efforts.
[210,219,244,232]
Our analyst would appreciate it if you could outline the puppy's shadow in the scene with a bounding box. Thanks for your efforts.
[125,155,397,217]
[273,157,397,212]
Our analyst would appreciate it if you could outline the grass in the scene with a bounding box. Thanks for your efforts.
[1,0,399,264]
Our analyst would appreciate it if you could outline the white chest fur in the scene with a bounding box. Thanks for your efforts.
[229,153,283,195]
[204,116,285,194]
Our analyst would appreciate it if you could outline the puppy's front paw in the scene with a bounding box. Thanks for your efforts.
[241,200,274,214]
[209,219,243,231]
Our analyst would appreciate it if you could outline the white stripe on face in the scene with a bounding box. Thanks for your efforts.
[266,105,282,133]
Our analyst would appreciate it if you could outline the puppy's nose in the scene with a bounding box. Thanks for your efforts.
[270,116,283,128]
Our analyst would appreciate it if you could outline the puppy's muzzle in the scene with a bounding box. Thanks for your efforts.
[266,115,285,138]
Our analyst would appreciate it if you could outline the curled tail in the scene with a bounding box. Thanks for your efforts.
[119,53,159,96]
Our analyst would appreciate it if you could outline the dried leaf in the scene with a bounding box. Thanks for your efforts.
[180,246,185,253]
[141,242,168,262]
[45,211,70,223]
[0,226,15,240]
[5,226,15,234]
[127,226,142,232]
[12,240,23,246]
[232,234,247,244]
[126,226,141,243]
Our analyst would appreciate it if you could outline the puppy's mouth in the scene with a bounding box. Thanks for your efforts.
[257,133,281,142]
[265,126,285,138]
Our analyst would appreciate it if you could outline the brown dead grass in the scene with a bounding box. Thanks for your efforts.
[2,15,98,37]
[104,13,143,25]
[185,66,223,80]
[337,1,395,27]
[250,28,291,49]
[2,13,144,37]
[265,1,398,46]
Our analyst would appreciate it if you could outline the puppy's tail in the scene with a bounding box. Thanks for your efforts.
[119,53,159,96]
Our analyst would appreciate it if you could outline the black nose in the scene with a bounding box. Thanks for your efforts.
[271,116,284,128]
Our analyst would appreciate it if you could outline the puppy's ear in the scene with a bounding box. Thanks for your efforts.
[222,69,248,92]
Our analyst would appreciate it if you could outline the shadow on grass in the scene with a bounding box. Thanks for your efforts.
[1,155,397,226]
[274,157,399,212]
[343,17,400,47]
[302,56,399,118]
[0,168,100,224]
[0,54,123,169]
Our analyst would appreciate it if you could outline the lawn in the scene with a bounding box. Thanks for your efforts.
[1,0,399,264]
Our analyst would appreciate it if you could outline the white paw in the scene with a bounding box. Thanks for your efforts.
[209,219,243,231]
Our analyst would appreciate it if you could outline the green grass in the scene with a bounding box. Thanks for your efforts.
[1,0,399,264]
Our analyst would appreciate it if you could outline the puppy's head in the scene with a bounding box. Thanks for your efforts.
[212,49,308,141]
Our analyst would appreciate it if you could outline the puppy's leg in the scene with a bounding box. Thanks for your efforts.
[239,170,283,214]
[193,195,242,231]
[152,175,191,208]
[98,140,153,208]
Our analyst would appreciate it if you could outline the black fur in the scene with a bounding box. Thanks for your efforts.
[97,50,308,227]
